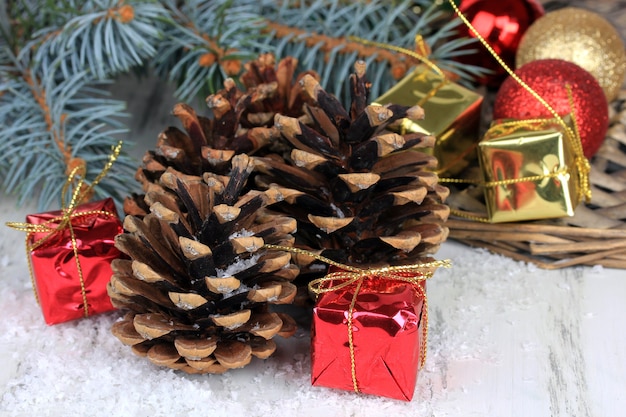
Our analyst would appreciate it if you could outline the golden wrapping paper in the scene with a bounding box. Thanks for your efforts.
[478,117,580,223]
[374,65,483,175]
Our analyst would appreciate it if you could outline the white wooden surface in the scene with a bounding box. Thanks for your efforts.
[1,195,624,416]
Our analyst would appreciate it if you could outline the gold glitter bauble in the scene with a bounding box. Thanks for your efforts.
[516,7,626,102]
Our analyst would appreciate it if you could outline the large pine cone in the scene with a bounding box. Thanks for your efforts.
[109,154,300,374]
[253,62,449,270]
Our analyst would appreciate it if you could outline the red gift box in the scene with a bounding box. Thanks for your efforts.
[311,271,427,401]
[25,198,123,325]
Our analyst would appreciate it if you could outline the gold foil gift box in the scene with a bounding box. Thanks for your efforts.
[478,117,582,223]
[374,64,483,175]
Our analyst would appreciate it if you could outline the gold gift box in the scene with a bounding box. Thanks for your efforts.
[478,117,581,223]
[374,65,483,175]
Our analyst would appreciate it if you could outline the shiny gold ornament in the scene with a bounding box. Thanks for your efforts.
[516,7,626,102]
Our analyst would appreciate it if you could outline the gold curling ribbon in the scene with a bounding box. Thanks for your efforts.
[263,244,451,394]
[6,142,123,317]
[446,0,591,204]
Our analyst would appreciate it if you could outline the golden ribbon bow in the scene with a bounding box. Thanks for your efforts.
[263,244,451,394]
[6,142,123,316]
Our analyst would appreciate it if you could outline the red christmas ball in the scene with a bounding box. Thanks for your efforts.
[493,59,609,158]
[455,0,544,86]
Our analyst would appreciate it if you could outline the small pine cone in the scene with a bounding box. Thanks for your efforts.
[253,61,449,271]
[109,154,300,374]
[124,53,318,217]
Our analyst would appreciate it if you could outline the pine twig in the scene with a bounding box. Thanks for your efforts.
[31,1,168,80]
[0,53,136,210]
[263,20,420,80]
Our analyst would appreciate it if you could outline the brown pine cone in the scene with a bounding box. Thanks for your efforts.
[253,61,449,273]
[109,154,299,374]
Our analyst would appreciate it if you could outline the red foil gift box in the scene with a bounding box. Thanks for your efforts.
[25,198,123,325]
[311,272,427,401]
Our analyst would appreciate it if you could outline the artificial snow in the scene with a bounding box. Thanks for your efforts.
[329,203,344,218]
[228,229,255,239]
[215,254,260,278]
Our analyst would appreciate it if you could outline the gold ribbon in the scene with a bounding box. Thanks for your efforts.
[6,142,123,316]
[446,0,591,204]
[263,244,450,394]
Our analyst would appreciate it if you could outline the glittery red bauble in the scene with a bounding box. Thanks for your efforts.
[455,0,544,86]
[494,59,609,158]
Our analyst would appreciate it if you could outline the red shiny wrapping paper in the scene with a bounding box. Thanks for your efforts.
[311,276,426,401]
[25,198,123,325]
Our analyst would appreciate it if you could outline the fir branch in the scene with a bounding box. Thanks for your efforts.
[153,0,267,101]
[257,0,488,102]
[0,53,136,210]
[30,1,169,80]
[151,0,487,105]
